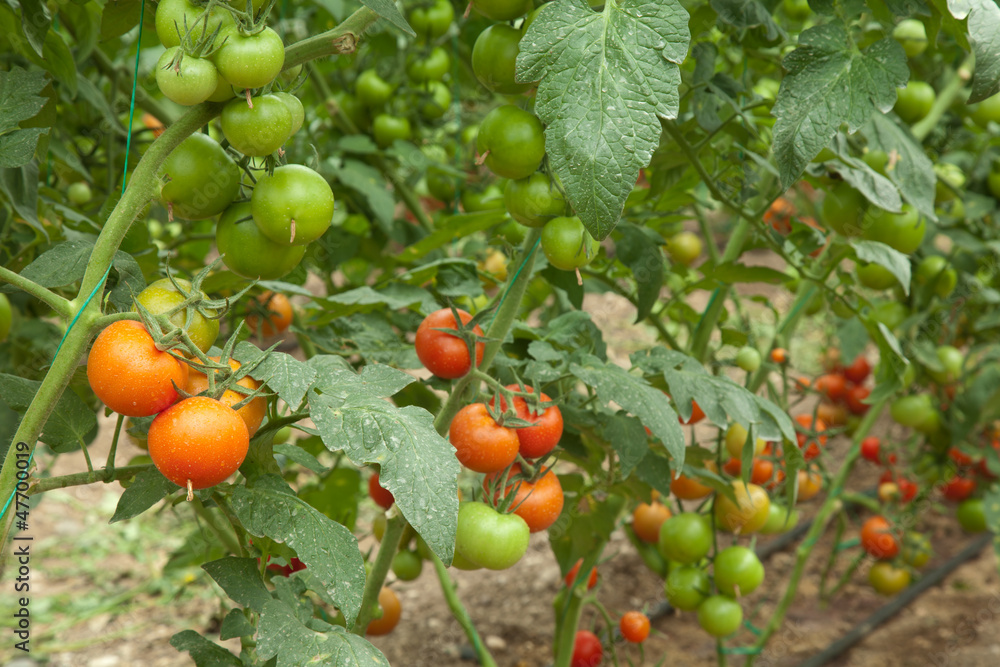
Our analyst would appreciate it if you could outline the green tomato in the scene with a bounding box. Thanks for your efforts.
[336,92,370,131]
[821,182,866,236]
[869,561,911,596]
[221,95,292,157]
[206,69,237,103]
[216,201,306,279]
[894,81,935,124]
[541,216,600,271]
[159,133,240,220]
[928,345,963,385]
[427,168,458,203]
[664,565,709,611]
[901,531,932,568]
[934,163,965,203]
[496,219,527,245]
[67,181,92,205]
[155,0,235,49]
[455,501,530,570]
[409,0,454,41]
[135,278,219,352]
[871,300,909,331]
[462,184,505,212]
[476,105,546,180]
[373,114,413,148]
[392,550,423,581]
[0,294,11,342]
[407,46,450,83]
[890,394,937,430]
[862,149,889,175]
[156,49,218,106]
[251,164,335,246]
[472,24,533,95]
[969,93,1000,128]
[273,426,293,444]
[697,596,743,637]
[956,499,987,533]
[356,69,394,108]
[856,262,898,290]
[471,0,532,21]
[273,92,305,135]
[863,204,925,254]
[735,347,762,372]
[893,19,928,58]
[782,0,811,20]
[713,546,764,597]
[915,255,957,299]
[988,169,1000,199]
[451,550,483,570]
[759,503,799,535]
[666,231,703,267]
[418,81,453,120]
[658,513,712,564]
[831,298,854,319]
[213,26,285,91]
[503,173,567,227]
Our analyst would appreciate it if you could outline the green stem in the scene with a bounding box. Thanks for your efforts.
[689,219,752,361]
[429,554,499,667]
[291,309,317,359]
[352,512,405,635]
[212,493,250,558]
[553,587,587,667]
[282,8,381,72]
[911,55,973,142]
[0,265,73,318]
[105,414,124,480]
[27,464,153,496]
[192,496,242,556]
[743,397,887,665]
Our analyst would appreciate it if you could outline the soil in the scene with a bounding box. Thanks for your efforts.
[5,273,1000,667]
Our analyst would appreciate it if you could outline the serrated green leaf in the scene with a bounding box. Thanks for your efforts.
[18,0,51,56]
[110,467,175,522]
[852,239,912,295]
[169,630,242,667]
[615,223,664,321]
[540,265,584,310]
[19,239,93,288]
[315,284,436,323]
[570,355,686,466]
[100,0,143,41]
[720,327,749,347]
[828,158,902,213]
[948,0,1000,102]
[634,450,675,497]
[308,355,415,397]
[0,67,48,134]
[333,159,394,234]
[257,599,389,667]
[0,129,46,168]
[358,0,413,36]
[308,378,460,563]
[711,0,784,41]
[773,23,908,188]
[0,162,43,233]
[234,344,317,409]
[107,250,146,312]
[202,557,273,612]
[231,478,367,625]
[600,413,648,477]
[518,0,690,240]
[862,113,937,220]
[706,262,790,285]
[0,373,96,452]
[274,443,329,474]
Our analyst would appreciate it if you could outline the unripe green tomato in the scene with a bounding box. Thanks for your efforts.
[476,105,546,180]
[356,69,394,108]
[462,184,505,212]
[156,48,218,106]
[956,498,987,533]
[664,565,709,611]
[915,255,957,299]
[821,182,866,237]
[735,347,762,372]
[472,24,533,95]
[782,0,811,20]
[418,81,452,120]
[928,345,963,385]
[216,201,306,280]
[934,163,965,203]
[273,426,293,444]
[392,549,423,581]
[272,92,305,136]
[812,146,837,163]
[496,219,527,245]
[409,0,454,41]
[863,204,925,254]
[713,546,765,596]
[894,81,935,124]
[871,300,909,331]
[471,0,532,21]
[856,262,897,290]
[542,216,599,271]
[862,149,889,175]
[407,47,450,83]
[831,298,854,319]
[901,531,932,568]
[0,293,11,342]
[969,93,1000,128]
[373,114,412,148]
[427,169,458,203]
[207,70,237,103]
[805,290,824,315]
[134,278,219,352]
[988,169,1000,199]
[759,503,799,535]
[697,595,743,637]
[893,19,928,58]
[68,181,92,205]
[503,173,567,227]
[221,95,292,157]
[658,513,712,564]
[666,231,703,267]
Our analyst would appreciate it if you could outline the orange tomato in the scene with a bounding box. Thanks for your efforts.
[449,403,519,473]
[796,470,823,501]
[671,464,715,500]
[632,501,671,543]
[485,464,564,533]
[367,588,401,635]
[246,291,293,337]
[185,356,266,436]
[794,414,828,460]
[770,348,788,364]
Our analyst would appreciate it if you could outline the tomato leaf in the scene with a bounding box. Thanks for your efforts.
[219,609,254,641]
[711,0,784,41]
[518,0,690,240]
[570,355,686,467]
[0,162,43,234]
[0,373,97,452]
[330,159,394,234]
[315,284,437,323]
[826,156,902,214]
[851,240,912,295]
[18,240,92,288]
[100,0,144,41]
[257,599,389,667]
[772,22,908,188]
[307,357,460,564]
[600,413,649,477]
[396,210,507,263]
[169,630,242,667]
[615,223,665,321]
[948,0,1000,102]
[231,477,367,626]
[234,344,318,409]
[201,557,272,613]
[357,0,414,37]
[862,113,937,221]
[110,467,175,523]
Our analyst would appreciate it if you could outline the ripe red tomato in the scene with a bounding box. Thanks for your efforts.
[676,398,706,425]
[491,385,563,458]
[670,469,714,500]
[368,472,395,509]
[631,500,671,543]
[949,447,974,466]
[415,308,484,379]
[366,588,401,635]
[845,384,871,415]
[764,197,796,234]
[860,436,881,463]
[571,630,603,667]
[148,396,249,492]
[449,403,519,473]
[942,475,976,502]
[185,356,265,437]
[814,373,848,402]
[844,356,872,384]
[565,558,598,589]
[723,457,775,485]
[246,291,293,337]
[794,414,828,460]
[860,516,899,559]
[87,320,189,417]
[485,464,564,532]
[619,611,650,643]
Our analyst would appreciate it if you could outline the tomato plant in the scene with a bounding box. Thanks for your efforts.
[415,308,484,379]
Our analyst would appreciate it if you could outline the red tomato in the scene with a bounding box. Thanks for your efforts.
[860,436,881,463]
[449,403,520,473]
[844,356,872,384]
[676,397,705,425]
[860,516,899,560]
[491,385,563,459]
[571,630,603,667]
[415,308,484,379]
[794,414,828,460]
[845,384,871,415]
[814,373,848,402]
[942,475,975,502]
[565,559,598,589]
[485,463,564,533]
[949,447,974,467]
[368,472,395,509]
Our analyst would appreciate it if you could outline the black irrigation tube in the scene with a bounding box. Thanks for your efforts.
[797,532,993,667]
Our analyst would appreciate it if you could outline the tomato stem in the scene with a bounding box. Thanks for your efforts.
[428,553,499,667]
[27,464,154,496]
[351,511,405,635]
[0,265,72,319]
[281,7,382,72]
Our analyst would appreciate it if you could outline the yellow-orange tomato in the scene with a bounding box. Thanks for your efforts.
[148,396,249,493]
[367,588,401,635]
[797,470,823,501]
[246,291,293,336]
[671,466,714,500]
[714,482,770,533]
[632,501,672,543]
[186,356,266,437]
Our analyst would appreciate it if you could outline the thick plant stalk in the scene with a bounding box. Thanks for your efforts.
[429,554,499,667]
[351,512,405,635]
